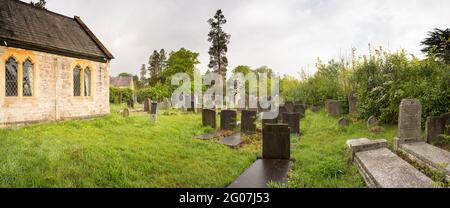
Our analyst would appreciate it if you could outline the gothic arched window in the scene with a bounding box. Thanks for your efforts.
[22,59,34,96]
[73,66,81,96]
[84,67,91,96]
[5,57,18,96]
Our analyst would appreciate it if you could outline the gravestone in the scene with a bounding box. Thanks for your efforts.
[127,100,134,108]
[397,99,422,141]
[202,109,216,129]
[122,108,130,117]
[348,92,358,115]
[262,111,278,127]
[263,124,291,159]
[312,106,320,112]
[338,117,350,126]
[282,112,300,135]
[277,105,287,122]
[150,102,157,121]
[426,112,450,144]
[325,99,342,117]
[293,104,306,118]
[367,116,378,130]
[284,101,294,113]
[118,94,123,104]
[241,110,257,133]
[220,110,237,131]
[144,99,150,112]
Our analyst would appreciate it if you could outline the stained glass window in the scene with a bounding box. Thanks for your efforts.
[73,66,81,96]
[22,59,34,96]
[5,57,18,96]
[84,67,91,96]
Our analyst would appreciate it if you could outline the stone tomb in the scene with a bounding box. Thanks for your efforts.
[325,99,342,117]
[220,110,237,131]
[202,109,216,129]
[394,99,450,181]
[228,124,292,188]
[241,110,257,133]
[282,112,300,135]
[347,138,433,188]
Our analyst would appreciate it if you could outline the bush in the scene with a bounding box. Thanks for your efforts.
[110,87,133,104]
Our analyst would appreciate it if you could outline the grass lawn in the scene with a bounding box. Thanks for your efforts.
[0,104,399,188]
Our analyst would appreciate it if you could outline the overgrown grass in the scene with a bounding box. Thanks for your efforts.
[288,109,396,188]
[0,105,400,188]
[0,105,258,188]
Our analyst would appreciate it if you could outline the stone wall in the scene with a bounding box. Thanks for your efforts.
[0,46,110,126]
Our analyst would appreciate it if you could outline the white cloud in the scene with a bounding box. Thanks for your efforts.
[44,0,450,77]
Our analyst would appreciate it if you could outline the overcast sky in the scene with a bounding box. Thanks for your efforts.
[43,0,449,77]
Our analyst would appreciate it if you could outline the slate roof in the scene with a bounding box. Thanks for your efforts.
[110,76,133,88]
[0,0,113,62]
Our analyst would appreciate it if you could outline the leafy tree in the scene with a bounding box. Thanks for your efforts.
[232,65,252,75]
[118,72,132,77]
[207,9,231,94]
[30,0,46,9]
[421,28,450,64]
[163,48,200,92]
[148,50,167,86]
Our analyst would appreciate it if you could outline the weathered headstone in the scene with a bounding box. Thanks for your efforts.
[277,105,287,122]
[284,101,294,113]
[425,112,450,144]
[241,110,257,133]
[282,112,300,135]
[293,104,306,118]
[150,102,157,121]
[202,109,216,129]
[118,94,123,104]
[367,116,378,130]
[311,106,320,112]
[220,110,237,131]
[122,108,130,117]
[263,124,291,159]
[338,117,350,126]
[144,99,150,112]
[397,99,422,141]
[325,99,342,117]
[348,92,358,115]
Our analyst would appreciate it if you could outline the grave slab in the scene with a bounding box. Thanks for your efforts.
[219,132,242,147]
[397,141,450,181]
[347,138,433,188]
[227,159,291,188]
[194,132,218,140]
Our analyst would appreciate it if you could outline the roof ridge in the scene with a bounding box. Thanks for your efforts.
[11,0,75,21]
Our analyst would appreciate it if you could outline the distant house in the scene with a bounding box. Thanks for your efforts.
[110,76,134,90]
[0,0,114,126]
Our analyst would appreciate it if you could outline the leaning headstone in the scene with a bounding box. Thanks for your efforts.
[397,99,422,142]
[367,116,378,130]
[144,99,150,112]
[150,102,157,121]
[338,117,350,126]
[282,112,300,135]
[122,108,130,117]
[325,99,342,117]
[202,109,216,129]
[263,124,291,159]
[312,106,320,112]
[348,92,358,115]
[241,110,257,133]
[220,110,237,131]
